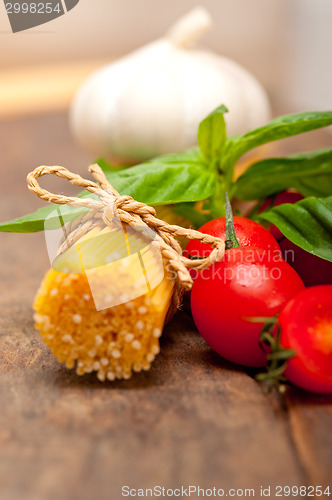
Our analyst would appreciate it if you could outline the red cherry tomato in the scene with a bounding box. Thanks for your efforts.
[278,286,332,394]
[184,216,280,279]
[279,239,332,287]
[191,247,304,367]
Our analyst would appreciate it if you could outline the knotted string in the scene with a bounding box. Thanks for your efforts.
[27,164,225,317]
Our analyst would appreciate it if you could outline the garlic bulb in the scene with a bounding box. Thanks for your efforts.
[70,6,271,164]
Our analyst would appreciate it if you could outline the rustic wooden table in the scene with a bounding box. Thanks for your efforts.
[0,113,331,500]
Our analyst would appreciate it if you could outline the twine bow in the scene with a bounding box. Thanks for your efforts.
[27,164,225,315]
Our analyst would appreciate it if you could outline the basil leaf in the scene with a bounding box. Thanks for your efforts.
[106,160,216,205]
[258,196,332,262]
[0,156,214,233]
[0,191,93,233]
[234,148,332,200]
[198,105,228,164]
[223,111,332,167]
[0,158,122,233]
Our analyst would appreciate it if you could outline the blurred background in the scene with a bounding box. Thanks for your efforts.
[0,4,332,500]
[0,0,332,119]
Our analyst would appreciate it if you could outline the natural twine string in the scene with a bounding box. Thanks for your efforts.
[27,164,225,317]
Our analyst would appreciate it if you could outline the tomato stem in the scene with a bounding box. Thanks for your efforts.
[225,193,240,248]
[256,316,296,393]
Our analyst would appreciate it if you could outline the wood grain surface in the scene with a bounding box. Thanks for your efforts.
[0,113,331,500]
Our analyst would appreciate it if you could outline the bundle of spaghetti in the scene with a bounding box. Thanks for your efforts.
[28,164,225,380]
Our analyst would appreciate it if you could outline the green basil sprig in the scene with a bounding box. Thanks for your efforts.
[1,107,332,249]
[0,158,215,233]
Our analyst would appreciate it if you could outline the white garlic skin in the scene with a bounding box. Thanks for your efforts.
[70,9,271,164]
